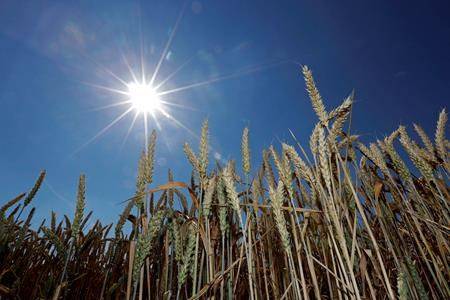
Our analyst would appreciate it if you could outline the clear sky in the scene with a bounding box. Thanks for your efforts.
[1,0,449,225]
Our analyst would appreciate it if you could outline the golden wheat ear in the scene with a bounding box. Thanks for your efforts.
[435,108,447,162]
[302,65,328,124]
[241,127,251,174]
[199,119,209,180]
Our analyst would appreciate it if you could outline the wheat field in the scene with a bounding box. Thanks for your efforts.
[0,66,448,299]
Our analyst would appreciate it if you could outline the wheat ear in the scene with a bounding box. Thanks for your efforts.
[145,130,157,184]
[241,127,251,174]
[413,123,435,159]
[269,181,290,251]
[132,210,165,285]
[199,119,209,180]
[183,142,201,178]
[203,176,216,217]
[302,65,328,123]
[24,170,46,207]
[398,126,434,182]
[72,174,86,238]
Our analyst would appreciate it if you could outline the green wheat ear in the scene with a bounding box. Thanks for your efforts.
[397,270,409,300]
[24,170,46,207]
[0,193,25,219]
[146,130,157,184]
[132,131,158,212]
[42,226,66,256]
[132,209,166,286]
[170,218,183,262]
[405,257,428,300]
[72,174,86,239]
[115,199,135,239]
[178,222,197,287]
[134,151,148,210]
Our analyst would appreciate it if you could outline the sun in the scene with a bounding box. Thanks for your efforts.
[76,2,282,154]
[127,82,161,114]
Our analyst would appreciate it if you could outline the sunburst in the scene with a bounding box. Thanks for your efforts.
[127,82,162,114]
[74,3,288,154]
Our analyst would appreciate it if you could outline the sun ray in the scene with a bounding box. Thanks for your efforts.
[143,113,149,149]
[154,56,194,91]
[159,100,202,112]
[152,119,172,153]
[80,51,129,87]
[150,1,187,85]
[157,60,288,96]
[157,107,221,156]
[82,81,131,96]
[121,51,139,83]
[120,111,139,152]
[160,131,172,153]
[157,107,198,138]
[138,5,146,84]
[85,100,132,113]
[150,111,162,131]
[73,107,133,155]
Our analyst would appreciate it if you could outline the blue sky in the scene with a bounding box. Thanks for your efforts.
[1,0,449,225]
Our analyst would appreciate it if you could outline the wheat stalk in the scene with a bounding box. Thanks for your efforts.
[135,151,148,210]
[413,124,435,160]
[132,210,165,286]
[115,199,135,239]
[203,176,216,217]
[384,129,412,183]
[435,108,448,163]
[241,127,251,174]
[302,66,328,124]
[24,170,46,207]
[222,165,240,214]
[318,125,332,193]
[178,222,197,287]
[282,143,313,183]
[170,219,183,262]
[72,174,86,238]
[329,92,354,144]
[310,122,321,156]
[217,174,229,236]
[398,126,434,182]
[183,142,201,179]
[145,130,157,184]
[199,119,209,180]
[269,181,290,251]
[262,149,276,190]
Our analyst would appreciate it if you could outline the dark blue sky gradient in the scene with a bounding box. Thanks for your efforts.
[0,0,449,224]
